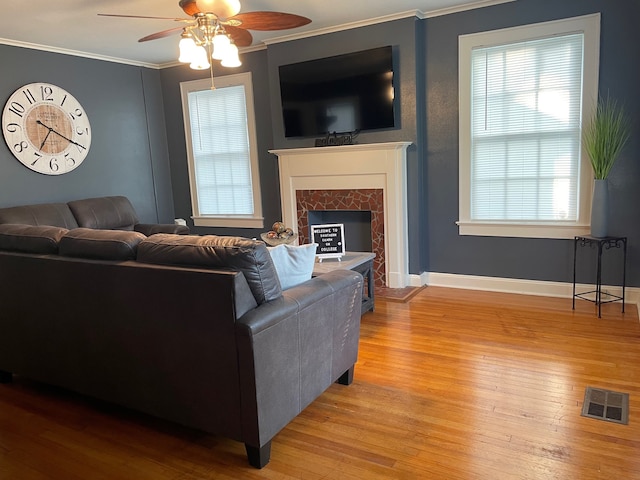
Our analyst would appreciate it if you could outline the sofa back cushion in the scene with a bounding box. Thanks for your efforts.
[0,224,69,254]
[59,228,146,260]
[0,203,79,229]
[67,196,139,230]
[137,234,282,305]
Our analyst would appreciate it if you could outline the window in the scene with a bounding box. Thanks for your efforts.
[458,14,600,238]
[180,73,263,228]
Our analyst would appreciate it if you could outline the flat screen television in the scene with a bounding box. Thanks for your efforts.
[278,46,396,138]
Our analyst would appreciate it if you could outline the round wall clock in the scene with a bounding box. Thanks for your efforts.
[2,82,91,175]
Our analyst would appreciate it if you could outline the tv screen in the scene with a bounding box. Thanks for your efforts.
[279,46,396,138]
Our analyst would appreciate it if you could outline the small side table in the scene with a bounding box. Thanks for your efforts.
[313,252,375,314]
[572,236,627,318]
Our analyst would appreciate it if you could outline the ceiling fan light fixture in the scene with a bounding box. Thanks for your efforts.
[194,0,241,19]
[220,43,241,68]
[190,45,211,70]
[211,32,231,60]
[178,31,197,63]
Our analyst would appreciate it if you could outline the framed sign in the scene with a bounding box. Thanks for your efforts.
[311,223,345,260]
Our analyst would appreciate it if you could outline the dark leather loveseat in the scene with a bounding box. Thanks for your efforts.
[0,195,190,236]
[0,197,363,468]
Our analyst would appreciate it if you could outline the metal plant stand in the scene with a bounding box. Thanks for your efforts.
[572,236,627,318]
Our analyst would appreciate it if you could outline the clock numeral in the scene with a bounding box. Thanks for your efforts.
[76,126,89,136]
[41,85,55,102]
[49,158,59,172]
[69,108,84,120]
[65,153,76,168]
[23,89,36,105]
[5,122,21,133]
[13,141,28,154]
[8,101,25,118]
[31,152,42,166]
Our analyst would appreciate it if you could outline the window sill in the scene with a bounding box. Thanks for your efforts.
[192,215,264,229]
[456,221,590,239]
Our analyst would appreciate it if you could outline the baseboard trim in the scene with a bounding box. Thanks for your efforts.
[408,272,640,316]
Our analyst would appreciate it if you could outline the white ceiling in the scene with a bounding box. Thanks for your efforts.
[0,0,513,67]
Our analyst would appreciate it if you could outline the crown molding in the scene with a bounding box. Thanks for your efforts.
[263,10,425,46]
[0,0,517,69]
[263,0,516,45]
[0,37,160,69]
[423,0,516,18]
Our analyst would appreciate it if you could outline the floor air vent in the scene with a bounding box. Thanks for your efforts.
[581,387,629,425]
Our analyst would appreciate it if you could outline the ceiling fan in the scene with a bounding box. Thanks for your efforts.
[98,0,311,47]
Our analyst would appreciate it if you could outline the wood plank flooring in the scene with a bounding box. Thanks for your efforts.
[1,287,639,479]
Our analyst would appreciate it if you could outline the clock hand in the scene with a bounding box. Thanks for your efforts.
[36,119,86,150]
[39,129,52,150]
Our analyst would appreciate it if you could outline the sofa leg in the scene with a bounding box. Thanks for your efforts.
[336,365,355,385]
[0,370,12,383]
[245,441,271,469]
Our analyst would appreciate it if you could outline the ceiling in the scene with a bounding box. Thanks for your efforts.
[0,0,512,67]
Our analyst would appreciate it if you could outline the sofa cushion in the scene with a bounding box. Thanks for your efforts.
[67,196,139,230]
[0,203,79,229]
[59,228,146,260]
[267,243,318,290]
[0,224,69,254]
[137,234,282,304]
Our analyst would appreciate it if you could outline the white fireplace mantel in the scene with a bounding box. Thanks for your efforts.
[269,141,411,288]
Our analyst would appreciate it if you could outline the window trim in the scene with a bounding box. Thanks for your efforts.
[457,13,600,239]
[180,72,264,229]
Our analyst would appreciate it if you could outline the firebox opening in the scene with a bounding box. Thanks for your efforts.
[308,210,373,253]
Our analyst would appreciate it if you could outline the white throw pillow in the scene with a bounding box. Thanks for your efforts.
[267,243,318,290]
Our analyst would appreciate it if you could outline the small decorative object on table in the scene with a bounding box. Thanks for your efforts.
[260,221,298,246]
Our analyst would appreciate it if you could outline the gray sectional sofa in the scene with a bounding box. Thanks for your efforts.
[0,197,363,468]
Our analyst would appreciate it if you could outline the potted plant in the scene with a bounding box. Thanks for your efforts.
[582,95,630,237]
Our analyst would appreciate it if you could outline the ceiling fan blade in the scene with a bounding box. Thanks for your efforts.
[138,26,185,42]
[98,13,190,22]
[224,25,253,47]
[229,12,311,31]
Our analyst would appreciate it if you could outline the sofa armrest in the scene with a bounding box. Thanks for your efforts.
[134,223,190,236]
[235,269,362,450]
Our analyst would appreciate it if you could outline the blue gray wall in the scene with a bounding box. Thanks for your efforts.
[424,0,639,285]
[161,17,429,272]
[0,46,174,223]
[160,0,638,286]
[1,0,636,288]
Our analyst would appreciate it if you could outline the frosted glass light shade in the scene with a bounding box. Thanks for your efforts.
[190,46,211,70]
[194,0,241,19]
[220,43,241,67]
[178,35,197,63]
[211,33,231,60]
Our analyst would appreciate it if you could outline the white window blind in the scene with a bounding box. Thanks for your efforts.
[458,14,600,239]
[470,33,584,222]
[181,73,263,228]
[188,85,254,215]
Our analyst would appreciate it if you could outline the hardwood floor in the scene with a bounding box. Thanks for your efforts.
[1,287,639,479]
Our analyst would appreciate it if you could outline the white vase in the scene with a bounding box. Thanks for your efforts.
[590,179,609,238]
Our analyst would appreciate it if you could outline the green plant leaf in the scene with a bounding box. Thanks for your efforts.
[582,95,631,179]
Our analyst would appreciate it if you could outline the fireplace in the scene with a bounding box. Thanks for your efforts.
[298,189,384,287]
[270,142,411,288]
